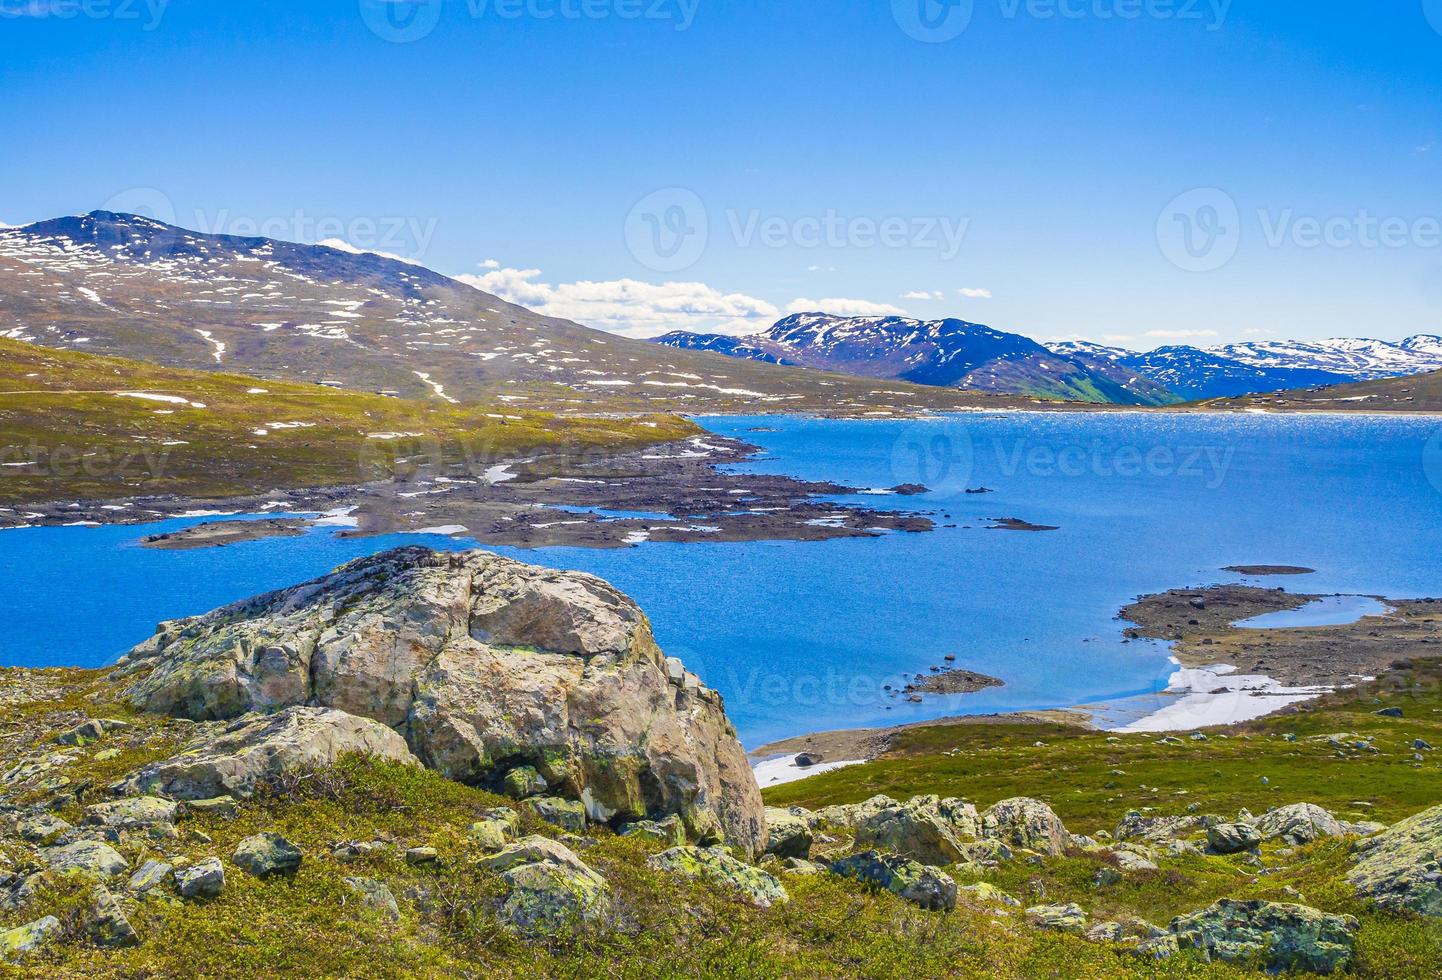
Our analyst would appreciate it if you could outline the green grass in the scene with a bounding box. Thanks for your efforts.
[0,337,699,504]
[5,664,1442,977]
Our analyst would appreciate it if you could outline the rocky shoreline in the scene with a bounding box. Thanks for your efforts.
[0,433,934,549]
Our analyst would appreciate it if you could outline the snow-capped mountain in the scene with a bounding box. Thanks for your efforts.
[1208,338,1442,381]
[1106,346,1355,401]
[654,314,1179,405]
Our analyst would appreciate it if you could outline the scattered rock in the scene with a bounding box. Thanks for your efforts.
[527,797,587,833]
[84,796,178,830]
[405,847,439,866]
[40,840,128,878]
[1,916,61,961]
[1027,903,1088,934]
[482,837,612,935]
[115,707,420,801]
[1348,803,1442,915]
[175,857,225,899]
[813,794,899,830]
[1206,822,1262,855]
[127,859,173,896]
[854,795,979,866]
[55,718,123,747]
[1170,899,1358,974]
[82,884,140,948]
[186,796,240,820]
[763,807,813,859]
[468,807,520,851]
[649,846,788,908]
[957,882,1021,908]
[1086,921,1124,943]
[233,832,303,878]
[981,798,1071,856]
[1251,803,1349,845]
[15,812,71,845]
[502,766,548,800]
[619,815,687,849]
[345,877,401,923]
[1375,707,1404,718]
[829,851,956,912]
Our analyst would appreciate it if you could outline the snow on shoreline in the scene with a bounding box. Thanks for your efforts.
[751,755,866,788]
[1109,662,1332,734]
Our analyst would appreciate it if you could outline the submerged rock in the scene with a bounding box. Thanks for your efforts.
[829,851,957,912]
[115,707,419,800]
[649,846,788,908]
[1347,803,1442,915]
[1170,899,1358,974]
[981,798,1071,856]
[114,548,764,855]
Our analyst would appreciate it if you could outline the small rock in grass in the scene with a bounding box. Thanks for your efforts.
[40,840,128,878]
[1027,903,1089,934]
[1206,822,1262,855]
[502,766,548,800]
[233,832,302,878]
[829,851,954,912]
[652,846,790,908]
[405,847,439,866]
[1,916,61,961]
[186,796,239,820]
[344,877,401,923]
[83,884,140,948]
[527,797,587,833]
[127,859,174,896]
[175,857,225,899]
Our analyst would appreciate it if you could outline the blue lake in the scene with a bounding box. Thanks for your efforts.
[3,412,1441,747]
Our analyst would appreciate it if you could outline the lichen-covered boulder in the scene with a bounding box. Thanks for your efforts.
[1206,822,1263,855]
[1251,804,1347,845]
[1027,903,1089,934]
[1,916,60,962]
[127,859,173,896]
[468,807,520,851]
[233,832,303,878]
[981,798,1071,856]
[528,797,587,833]
[1170,900,1358,974]
[344,877,401,923]
[1114,810,1218,844]
[82,884,139,948]
[763,807,814,860]
[829,851,957,912]
[14,812,70,845]
[175,857,226,899]
[649,846,788,908]
[854,796,979,866]
[958,882,1021,908]
[481,837,611,936]
[84,797,179,830]
[620,815,687,848]
[114,707,419,801]
[813,795,899,830]
[40,840,128,878]
[1347,803,1442,915]
[113,548,765,855]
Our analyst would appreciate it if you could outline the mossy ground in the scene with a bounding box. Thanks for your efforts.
[0,338,698,505]
[3,665,1442,977]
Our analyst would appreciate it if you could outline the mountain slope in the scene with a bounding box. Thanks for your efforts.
[1110,346,1355,401]
[1209,337,1442,381]
[0,212,1021,416]
[1193,367,1442,413]
[0,336,693,504]
[654,314,1176,405]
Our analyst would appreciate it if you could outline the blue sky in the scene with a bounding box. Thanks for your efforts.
[2,0,1440,347]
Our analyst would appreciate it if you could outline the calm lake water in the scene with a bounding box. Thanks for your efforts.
[3,412,1441,747]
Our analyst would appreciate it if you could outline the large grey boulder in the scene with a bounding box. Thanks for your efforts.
[1170,900,1358,974]
[176,857,226,899]
[981,798,1071,856]
[113,548,765,855]
[763,807,813,859]
[1347,803,1442,915]
[813,795,900,830]
[854,795,979,866]
[1207,822,1263,855]
[114,707,419,800]
[84,797,179,829]
[829,851,957,912]
[1252,803,1372,845]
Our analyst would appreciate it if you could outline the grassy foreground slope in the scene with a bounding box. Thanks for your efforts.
[0,338,697,505]
[3,660,1442,977]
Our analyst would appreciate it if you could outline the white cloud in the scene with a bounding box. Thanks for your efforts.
[957,287,993,299]
[317,238,422,266]
[480,258,500,269]
[902,290,944,301]
[1144,329,1220,340]
[807,265,837,273]
[786,297,907,317]
[457,266,780,338]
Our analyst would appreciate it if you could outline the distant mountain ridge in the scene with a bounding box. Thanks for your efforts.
[654,314,1442,404]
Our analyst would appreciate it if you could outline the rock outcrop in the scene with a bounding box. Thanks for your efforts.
[981,798,1071,856]
[1347,803,1442,915]
[829,852,958,912]
[1170,900,1358,974]
[853,795,979,866]
[481,837,612,935]
[111,548,765,855]
[649,846,789,908]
